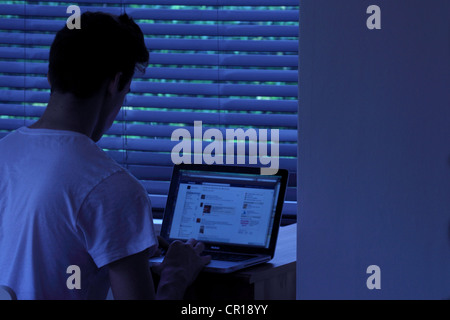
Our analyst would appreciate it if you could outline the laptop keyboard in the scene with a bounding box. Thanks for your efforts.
[203,251,255,262]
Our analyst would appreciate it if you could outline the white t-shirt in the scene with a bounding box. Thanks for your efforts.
[0,127,158,300]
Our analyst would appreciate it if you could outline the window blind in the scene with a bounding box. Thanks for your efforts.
[0,0,298,223]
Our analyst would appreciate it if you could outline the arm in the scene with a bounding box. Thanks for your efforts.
[154,239,211,300]
[108,239,211,300]
[108,248,156,300]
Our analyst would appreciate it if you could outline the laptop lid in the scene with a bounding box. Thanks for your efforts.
[159,164,288,258]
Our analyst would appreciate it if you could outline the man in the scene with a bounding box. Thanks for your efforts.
[0,12,210,300]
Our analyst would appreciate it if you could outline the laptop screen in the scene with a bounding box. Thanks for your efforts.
[165,169,283,249]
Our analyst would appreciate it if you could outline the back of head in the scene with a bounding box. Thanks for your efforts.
[48,12,148,99]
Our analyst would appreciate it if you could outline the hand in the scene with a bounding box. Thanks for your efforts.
[153,239,211,287]
[150,236,170,258]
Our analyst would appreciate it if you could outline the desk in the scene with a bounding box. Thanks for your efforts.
[185,223,297,300]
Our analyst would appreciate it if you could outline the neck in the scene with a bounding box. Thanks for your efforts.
[29,91,105,140]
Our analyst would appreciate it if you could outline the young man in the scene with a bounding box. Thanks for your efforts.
[0,12,210,300]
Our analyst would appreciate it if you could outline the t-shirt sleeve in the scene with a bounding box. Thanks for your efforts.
[76,170,158,268]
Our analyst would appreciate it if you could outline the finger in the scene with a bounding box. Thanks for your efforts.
[201,254,212,265]
[169,240,183,248]
[185,238,198,247]
[152,248,162,257]
[151,263,164,276]
[157,236,170,250]
[193,241,205,254]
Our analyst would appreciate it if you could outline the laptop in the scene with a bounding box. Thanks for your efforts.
[149,164,288,273]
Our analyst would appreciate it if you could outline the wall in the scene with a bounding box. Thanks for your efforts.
[297,0,450,299]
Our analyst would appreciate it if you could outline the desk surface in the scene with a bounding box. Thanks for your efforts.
[234,223,297,283]
[187,223,297,300]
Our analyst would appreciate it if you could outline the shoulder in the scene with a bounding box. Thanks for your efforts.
[96,169,147,196]
[76,168,157,268]
[82,168,150,214]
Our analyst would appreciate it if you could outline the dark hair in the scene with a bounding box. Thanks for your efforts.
[48,12,148,98]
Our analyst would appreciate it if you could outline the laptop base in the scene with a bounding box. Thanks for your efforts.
[149,255,270,274]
